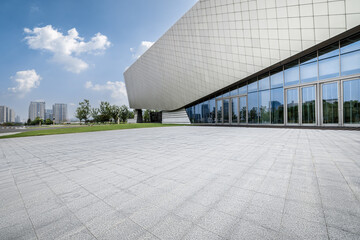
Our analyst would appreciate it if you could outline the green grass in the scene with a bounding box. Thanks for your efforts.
[0,123,183,139]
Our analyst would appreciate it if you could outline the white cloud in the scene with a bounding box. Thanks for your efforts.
[24,25,111,73]
[8,70,41,97]
[131,41,154,59]
[85,81,128,104]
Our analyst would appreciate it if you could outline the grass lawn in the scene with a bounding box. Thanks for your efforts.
[0,123,183,139]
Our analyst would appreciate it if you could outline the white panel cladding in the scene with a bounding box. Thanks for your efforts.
[124,0,360,111]
[162,109,191,124]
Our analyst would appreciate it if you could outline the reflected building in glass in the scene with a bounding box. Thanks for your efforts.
[124,0,360,128]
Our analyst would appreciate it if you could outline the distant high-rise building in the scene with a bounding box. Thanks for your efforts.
[0,106,6,123]
[15,115,21,123]
[0,105,16,123]
[45,109,53,121]
[53,103,67,124]
[28,101,45,121]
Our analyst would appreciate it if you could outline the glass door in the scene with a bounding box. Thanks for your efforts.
[301,86,316,125]
[286,88,299,124]
[223,99,230,123]
[239,96,247,124]
[322,82,339,125]
[231,98,238,124]
[216,100,222,123]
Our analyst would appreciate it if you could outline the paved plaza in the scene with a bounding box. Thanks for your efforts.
[0,126,360,240]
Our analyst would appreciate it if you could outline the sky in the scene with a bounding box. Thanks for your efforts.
[0,0,198,121]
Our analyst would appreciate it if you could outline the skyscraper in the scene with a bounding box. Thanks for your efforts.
[45,109,53,121]
[0,105,16,123]
[53,103,68,124]
[28,101,45,121]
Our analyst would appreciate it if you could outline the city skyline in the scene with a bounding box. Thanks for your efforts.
[0,0,198,121]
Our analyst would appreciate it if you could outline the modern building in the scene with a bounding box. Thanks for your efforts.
[15,115,21,123]
[45,109,53,121]
[124,0,360,127]
[52,104,67,124]
[0,105,16,123]
[29,101,45,121]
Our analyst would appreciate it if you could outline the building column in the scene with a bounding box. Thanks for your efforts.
[135,109,143,123]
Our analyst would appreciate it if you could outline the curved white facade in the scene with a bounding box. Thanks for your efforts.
[124,0,360,111]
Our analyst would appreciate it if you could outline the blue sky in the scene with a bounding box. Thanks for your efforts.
[0,0,197,121]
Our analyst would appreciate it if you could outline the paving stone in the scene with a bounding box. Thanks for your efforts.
[0,126,359,239]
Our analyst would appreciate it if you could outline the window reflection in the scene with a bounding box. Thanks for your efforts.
[319,43,339,80]
[300,52,318,83]
[239,85,247,95]
[248,80,258,92]
[341,33,360,76]
[343,79,360,124]
[248,92,258,123]
[259,90,270,123]
[285,60,299,86]
[239,96,247,123]
[201,101,210,123]
[209,98,216,123]
[302,86,316,124]
[322,83,338,124]
[287,88,299,124]
[270,68,283,88]
[223,99,230,123]
[258,74,270,90]
[230,88,238,96]
[271,88,284,124]
[216,100,222,123]
[231,98,238,123]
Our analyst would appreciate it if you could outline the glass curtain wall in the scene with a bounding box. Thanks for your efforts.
[239,96,247,123]
[302,86,316,124]
[287,88,299,124]
[322,83,338,124]
[185,33,360,127]
[343,79,360,124]
[231,98,238,123]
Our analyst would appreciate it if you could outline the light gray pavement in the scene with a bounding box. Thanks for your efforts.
[0,126,360,240]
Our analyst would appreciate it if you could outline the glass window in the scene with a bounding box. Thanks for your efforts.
[322,83,338,124]
[223,99,230,123]
[248,92,258,123]
[194,104,201,123]
[341,33,360,76]
[230,87,238,96]
[300,52,318,83]
[343,79,360,124]
[302,86,316,124]
[270,68,284,89]
[201,101,210,123]
[271,88,284,124]
[186,107,194,123]
[209,98,216,123]
[287,88,299,124]
[259,90,270,124]
[248,80,258,93]
[222,90,230,98]
[239,96,247,123]
[258,74,270,90]
[239,85,247,95]
[319,43,339,80]
[285,60,300,86]
[216,100,222,123]
[231,98,238,123]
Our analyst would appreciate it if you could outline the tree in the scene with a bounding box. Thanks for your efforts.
[91,108,100,123]
[128,110,134,119]
[45,119,53,125]
[110,105,121,124]
[143,109,151,122]
[27,118,31,125]
[31,117,43,126]
[76,99,91,124]
[119,105,130,123]
[98,101,112,122]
